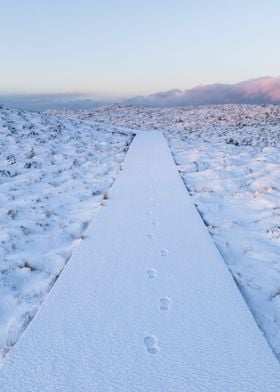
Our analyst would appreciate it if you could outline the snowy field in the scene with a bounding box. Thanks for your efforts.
[0,106,134,363]
[56,104,280,358]
[1,104,280,366]
[2,130,280,391]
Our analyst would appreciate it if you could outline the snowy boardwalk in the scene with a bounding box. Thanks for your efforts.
[1,131,280,391]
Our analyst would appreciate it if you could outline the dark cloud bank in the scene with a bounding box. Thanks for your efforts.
[1,76,280,111]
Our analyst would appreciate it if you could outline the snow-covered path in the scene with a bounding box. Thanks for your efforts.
[1,131,280,391]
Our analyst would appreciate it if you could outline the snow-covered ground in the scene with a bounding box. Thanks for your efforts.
[55,104,280,358]
[169,135,280,359]
[0,106,134,363]
[1,131,280,391]
[52,104,280,149]
[1,103,280,366]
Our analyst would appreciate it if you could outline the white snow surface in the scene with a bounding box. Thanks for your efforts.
[0,106,134,363]
[53,104,280,358]
[52,104,280,148]
[1,131,279,391]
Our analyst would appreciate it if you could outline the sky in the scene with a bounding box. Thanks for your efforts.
[1,0,280,102]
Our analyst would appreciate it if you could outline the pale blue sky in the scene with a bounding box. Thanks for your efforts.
[1,0,280,97]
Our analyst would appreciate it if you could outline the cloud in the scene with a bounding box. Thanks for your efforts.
[1,76,280,111]
[127,76,280,106]
[0,93,104,111]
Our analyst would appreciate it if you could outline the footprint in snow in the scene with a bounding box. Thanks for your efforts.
[152,220,158,227]
[160,248,169,257]
[147,233,155,240]
[147,269,157,279]
[160,297,171,311]
[144,335,159,354]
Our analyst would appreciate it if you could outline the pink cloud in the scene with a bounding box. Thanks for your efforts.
[128,76,280,106]
[238,77,280,100]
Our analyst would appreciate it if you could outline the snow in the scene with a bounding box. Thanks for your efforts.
[52,104,280,148]
[0,106,134,363]
[1,131,279,391]
[169,137,280,359]
[53,104,280,359]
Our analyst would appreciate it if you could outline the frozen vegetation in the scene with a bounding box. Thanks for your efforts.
[0,106,134,363]
[1,131,279,391]
[54,104,280,358]
[1,102,280,367]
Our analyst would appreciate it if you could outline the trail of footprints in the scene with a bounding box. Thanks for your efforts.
[147,232,155,240]
[147,269,157,279]
[144,191,172,355]
[160,296,171,311]
[160,248,169,257]
[144,336,159,354]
